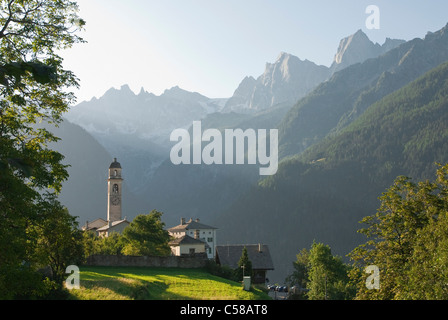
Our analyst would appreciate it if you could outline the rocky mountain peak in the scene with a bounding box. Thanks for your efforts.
[332,29,377,66]
[102,84,136,101]
[223,29,405,114]
[162,85,208,103]
[331,30,405,74]
[224,52,330,112]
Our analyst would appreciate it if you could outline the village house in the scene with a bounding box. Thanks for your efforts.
[167,218,217,259]
[83,218,107,233]
[96,219,130,238]
[168,234,207,257]
[215,244,274,284]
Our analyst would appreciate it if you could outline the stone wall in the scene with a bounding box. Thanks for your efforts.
[84,254,208,269]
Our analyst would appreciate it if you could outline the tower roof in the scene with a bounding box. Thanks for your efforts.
[109,158,121,169]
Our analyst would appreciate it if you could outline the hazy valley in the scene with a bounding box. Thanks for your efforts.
[54,24,448,282]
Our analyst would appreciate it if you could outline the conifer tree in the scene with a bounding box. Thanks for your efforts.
[236,246,253,281]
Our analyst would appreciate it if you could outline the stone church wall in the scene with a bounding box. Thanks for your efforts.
[84,254,208,269]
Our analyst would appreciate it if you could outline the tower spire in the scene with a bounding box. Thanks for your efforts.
[107,158,123,222]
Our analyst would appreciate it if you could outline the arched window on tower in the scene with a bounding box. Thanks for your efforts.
[114,170,118,177]
[113,184,119,194]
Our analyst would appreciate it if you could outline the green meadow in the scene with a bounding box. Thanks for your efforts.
[68,266,271,300]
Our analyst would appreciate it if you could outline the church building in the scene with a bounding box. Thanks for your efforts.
[83,158,130,237]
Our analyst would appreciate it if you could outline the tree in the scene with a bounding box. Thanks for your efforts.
[81,230,99,257]
[82,230,126,257]
[285,248,311,300]
[406,210,448,299]
[286,248,310,290]
[122,210,171,256]
[29,197,84,285]
[98,232,126,256]
[0,0,85,298]
[236,246,253,281]
[286,242,354,300]
[0,0,85,190]
[349,164,448,300]
[307,241,354,300]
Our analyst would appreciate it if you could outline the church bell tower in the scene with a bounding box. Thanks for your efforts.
[107,158,123,222]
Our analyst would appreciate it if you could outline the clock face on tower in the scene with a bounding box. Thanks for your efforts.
[111,195,120,206]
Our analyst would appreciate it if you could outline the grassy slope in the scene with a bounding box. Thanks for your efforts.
[68,266,271,300]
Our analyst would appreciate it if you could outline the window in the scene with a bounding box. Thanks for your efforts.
[207,237,213,242]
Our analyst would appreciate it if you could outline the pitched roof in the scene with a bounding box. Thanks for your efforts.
[168,218,217,232]
[169,235,208,247]
[83,218,107,231]
[96,219,130,231]
[216,244,274,271]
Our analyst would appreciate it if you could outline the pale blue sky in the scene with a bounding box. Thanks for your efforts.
[62,0,448,103]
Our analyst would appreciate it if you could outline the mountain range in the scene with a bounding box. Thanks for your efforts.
[64,28,405,199]
[223,30,405,113]
[64,85,227,194]
[56,24,448,282]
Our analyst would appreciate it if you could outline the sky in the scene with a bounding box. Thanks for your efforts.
[61,0,448,103]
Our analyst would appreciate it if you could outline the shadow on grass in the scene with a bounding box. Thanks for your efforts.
[72,266,270,300]
[72,267,213,300]
[71,277,192,300]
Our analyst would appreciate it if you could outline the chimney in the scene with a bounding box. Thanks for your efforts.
[258,243,263,253]
[195,218,200,223]
[181,218,185,225]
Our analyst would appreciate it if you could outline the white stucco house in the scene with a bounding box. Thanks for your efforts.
[168,218,217,259]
